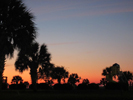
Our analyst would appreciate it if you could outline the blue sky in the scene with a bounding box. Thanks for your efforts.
[4,0,133,83]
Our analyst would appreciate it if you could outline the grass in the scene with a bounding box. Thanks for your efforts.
[0,89,133,100]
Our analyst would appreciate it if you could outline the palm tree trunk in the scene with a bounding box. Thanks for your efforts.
[58,78,61,84]
[30,67,37,92]
[0,54,5,90]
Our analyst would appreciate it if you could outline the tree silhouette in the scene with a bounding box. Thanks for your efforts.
[102,63,133,84]
[24,81,29,89]
[100,78,107,86]
[102,67,112,76]
[82,79,89,85]
[11,75,23,84]
[118,71,132,83]
[68,73,81,86]
[15,42,51,91]
[45,79,54,87]
[38,63,54,82]
[102,63,120,82]
[51,66,68,84]
[0,0,36,90]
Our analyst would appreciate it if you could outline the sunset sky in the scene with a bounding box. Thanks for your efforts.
[3,0,133,84]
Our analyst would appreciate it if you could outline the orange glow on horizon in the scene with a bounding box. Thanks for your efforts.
[4,64,103,85]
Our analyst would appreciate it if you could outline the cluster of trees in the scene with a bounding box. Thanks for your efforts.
[0,0,93,91]
[0,0,133,91]
[100,64,133,90]
[3,75,99,90]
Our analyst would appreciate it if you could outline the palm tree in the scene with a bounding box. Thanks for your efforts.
[118,71,132,83]
[68,73,81,86]
[51,66,69,84]
[0,0,36,90]
[15,42,52,91]
[11,75,23,84]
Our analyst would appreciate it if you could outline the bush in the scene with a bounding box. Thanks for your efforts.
[88,83,99,90]
[29,84,38,89]
[62,83,73,90]
[53,84,62,90]
[105,82,128,90]
[77,84,88,90]
[17,84,26,89]
[53,83,73,90]
[37,83,51,90]
[9,84,26,90]
[2,83,8,90]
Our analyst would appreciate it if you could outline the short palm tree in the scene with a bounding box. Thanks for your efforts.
[15,42,52,91]
[51,66,69,84]
[118,71,132,83]
[68,73,81,86]
[0,0,36,90]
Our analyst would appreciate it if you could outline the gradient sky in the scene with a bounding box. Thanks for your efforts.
[3,0,133,84]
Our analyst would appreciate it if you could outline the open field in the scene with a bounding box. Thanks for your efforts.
[0,89,133,100]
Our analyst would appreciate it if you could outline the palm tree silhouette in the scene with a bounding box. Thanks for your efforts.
[15,42,51,91]
[68,73,81,86]
[118,71,132,83]
[51,66,69,84]
[0,0,36,90]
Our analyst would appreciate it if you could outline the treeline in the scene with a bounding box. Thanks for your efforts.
[2,75,99,90]
[2,74,132,91]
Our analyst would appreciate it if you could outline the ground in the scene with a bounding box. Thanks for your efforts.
[0,89,133,100]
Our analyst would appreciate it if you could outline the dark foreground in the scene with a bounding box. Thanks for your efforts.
[0,89,133,100]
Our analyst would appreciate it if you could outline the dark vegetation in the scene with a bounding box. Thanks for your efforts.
[0,0,36,90]
[0,90,133,100]
[0,0,133,99]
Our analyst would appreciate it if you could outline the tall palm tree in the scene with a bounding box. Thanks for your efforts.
[0,0,36,90]
[15,42,52,91]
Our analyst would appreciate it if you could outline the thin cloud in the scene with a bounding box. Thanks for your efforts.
[47,41,81,46]
[27,0,99,15]
[39,7,133,21]
[25,0,133,21]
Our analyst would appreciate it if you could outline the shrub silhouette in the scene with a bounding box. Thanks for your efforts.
[2,83,8,90]
[37,83,51,90]
[9,84,26,90]
[105,82,128,90]
[53,84,62,90]
[77,84,88,90]
[24,81,29,89]
[53,83,73,90]
[62,83,73,90]
[17,84,26,89]
[88,83,99,90]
